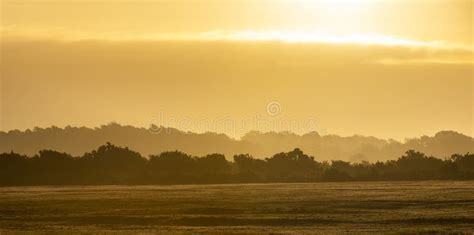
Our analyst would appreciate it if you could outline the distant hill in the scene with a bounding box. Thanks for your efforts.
[1,123,472,161]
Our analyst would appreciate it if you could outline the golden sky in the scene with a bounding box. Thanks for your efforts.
[1,0,473,139]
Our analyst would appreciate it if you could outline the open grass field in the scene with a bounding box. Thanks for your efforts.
[0,181,473,234]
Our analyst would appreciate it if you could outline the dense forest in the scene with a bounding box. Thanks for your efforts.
[1,123,473,162]
[1,142,473,185]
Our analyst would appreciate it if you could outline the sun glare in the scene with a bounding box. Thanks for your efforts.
[2,27,454,49]
[309,0,373,12]
[197,31,444,48]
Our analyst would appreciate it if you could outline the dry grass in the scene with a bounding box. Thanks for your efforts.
[0,181,473,233]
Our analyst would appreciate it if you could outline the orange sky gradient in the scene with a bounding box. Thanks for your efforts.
[1,0,473,140]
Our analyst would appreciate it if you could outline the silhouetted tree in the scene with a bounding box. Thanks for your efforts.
[395,150,444,180]
[451,153,474,179]
[196,153,230,183]
[32,150,75,184]
[266,148,321,181]
[0,152,30,185]
[233,154,266,182]
[149,151,196,183]
[80,142,146,184]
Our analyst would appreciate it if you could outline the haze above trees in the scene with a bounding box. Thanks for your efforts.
[1,123,472,162]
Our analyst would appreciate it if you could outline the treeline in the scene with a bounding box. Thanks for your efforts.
[0,143,473,185]
[3,124,473,163]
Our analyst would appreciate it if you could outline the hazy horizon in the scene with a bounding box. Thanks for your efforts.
[2,123,472,163]
[1,122,474,142]
[1,0,473,140]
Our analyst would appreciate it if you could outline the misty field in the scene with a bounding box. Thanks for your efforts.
[0,182,473,234]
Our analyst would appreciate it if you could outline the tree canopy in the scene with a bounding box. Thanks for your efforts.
[0,143,472,185]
